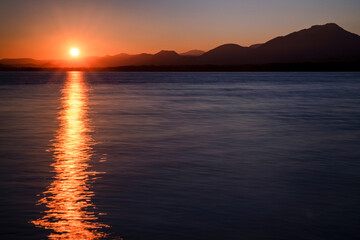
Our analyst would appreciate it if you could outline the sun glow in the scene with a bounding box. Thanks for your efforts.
[70,48,79,56]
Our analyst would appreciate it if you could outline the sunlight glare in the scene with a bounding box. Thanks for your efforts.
[70,48,79,56]
[31,71,108,239]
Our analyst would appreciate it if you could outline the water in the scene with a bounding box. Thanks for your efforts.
[0,71,360,240]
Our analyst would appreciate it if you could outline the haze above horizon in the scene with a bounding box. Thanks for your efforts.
[1,0,359,59]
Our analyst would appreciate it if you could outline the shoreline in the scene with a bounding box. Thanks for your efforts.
[0,62,359,72]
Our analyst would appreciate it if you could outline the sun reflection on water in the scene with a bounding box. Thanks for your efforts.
[32,71,108,239]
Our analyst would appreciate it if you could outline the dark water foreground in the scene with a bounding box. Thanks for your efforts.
[0,72,359,240]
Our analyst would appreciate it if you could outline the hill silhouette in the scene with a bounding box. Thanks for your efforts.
[180,50,205,56]
[199,44,251,64]
[1,23,360,70]
[253,23,360,63]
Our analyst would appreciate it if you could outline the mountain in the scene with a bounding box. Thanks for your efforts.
[180,50,205,56]
[1,23,359,68]
[198,23,360,65]
[249,44,263,49]
[81,51,182,67]
[153,50,182,64]
[199,44,251,64]
[0,58,52,67]
[253,23,360,63]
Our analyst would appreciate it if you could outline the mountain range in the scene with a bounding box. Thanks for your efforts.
[1,23,360,69]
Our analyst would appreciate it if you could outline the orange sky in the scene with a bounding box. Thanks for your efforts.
[0,0,359,59]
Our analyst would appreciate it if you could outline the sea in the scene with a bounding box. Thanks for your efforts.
[0,71,359,240]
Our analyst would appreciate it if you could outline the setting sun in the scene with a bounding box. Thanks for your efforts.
[70,48,79,56]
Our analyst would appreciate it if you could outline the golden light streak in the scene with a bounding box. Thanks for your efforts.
[32,71,108,240]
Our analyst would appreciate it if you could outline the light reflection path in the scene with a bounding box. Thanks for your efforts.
[32,71,108,239]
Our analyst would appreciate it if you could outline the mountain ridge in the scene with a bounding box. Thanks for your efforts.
[1,23,360,68]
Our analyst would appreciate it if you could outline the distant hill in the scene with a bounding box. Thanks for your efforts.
[249,44,263,49]
[1,23,360,68]
[0,58,52,67]
[253,23,360,63]
[197,23,360,65]
[199,44,251,64]
[180,50,205,56]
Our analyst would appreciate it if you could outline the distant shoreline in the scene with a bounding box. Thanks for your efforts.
[0,62,359,72]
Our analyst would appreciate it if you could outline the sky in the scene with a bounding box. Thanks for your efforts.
[0,0,359,59]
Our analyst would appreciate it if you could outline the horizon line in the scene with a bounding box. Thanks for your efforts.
[1,22,356,61]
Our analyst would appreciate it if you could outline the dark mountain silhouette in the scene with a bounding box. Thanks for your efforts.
[152,50,183,64]
[249,44,263,49]
[80,51,182,67]
[180,50,205,56]
[0,58,51,67]
[197,23,360,65]
[199,44,251,64]
[253,23,360,63]
[154,50,179,57]
[1,23,359,69]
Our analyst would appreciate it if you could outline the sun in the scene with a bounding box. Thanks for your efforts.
[70,48,79,56]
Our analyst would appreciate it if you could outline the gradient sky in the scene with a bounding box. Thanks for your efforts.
[1,0,359,59]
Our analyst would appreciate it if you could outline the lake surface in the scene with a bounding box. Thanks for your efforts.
[0,72,360,240]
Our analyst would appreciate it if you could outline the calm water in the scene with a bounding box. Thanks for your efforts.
[0,72,360,240]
